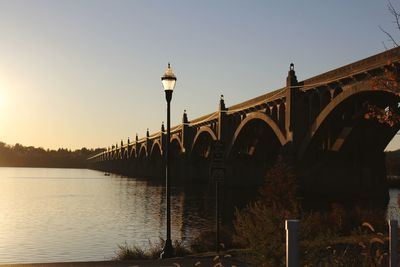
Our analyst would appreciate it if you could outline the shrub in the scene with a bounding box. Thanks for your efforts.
[114,242,148,260]
[190,226,239,253]
[114,239,190,260]
[234,159,298,266]
[233,159,389,266]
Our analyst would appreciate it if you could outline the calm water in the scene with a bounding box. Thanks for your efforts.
[0,167,215,264]
[0,167,399,264]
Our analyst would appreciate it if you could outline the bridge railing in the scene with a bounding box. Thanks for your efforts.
[303,46,400,90]
[189,112,219,127]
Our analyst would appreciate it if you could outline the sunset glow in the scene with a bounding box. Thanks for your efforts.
[0,1,398,150]
[0,82,11,116]
[0,92,5,110]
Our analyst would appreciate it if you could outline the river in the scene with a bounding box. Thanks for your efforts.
[0,167,217,264]
[0,167,398,264]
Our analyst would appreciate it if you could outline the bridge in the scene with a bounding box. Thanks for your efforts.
[89,47,400,205]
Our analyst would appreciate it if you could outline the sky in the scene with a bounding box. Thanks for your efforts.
[0,0,399,150]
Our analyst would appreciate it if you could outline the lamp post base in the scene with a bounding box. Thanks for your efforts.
[160,239,174,259]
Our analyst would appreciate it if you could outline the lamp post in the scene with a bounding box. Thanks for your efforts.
[160,63,177,259]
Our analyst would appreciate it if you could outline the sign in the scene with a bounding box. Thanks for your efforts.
[209,140,225,182]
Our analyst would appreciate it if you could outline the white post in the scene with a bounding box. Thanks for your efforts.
[389,219,398,267]
[285,219,299,267]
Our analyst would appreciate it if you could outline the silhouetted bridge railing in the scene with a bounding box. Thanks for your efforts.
[89,47,400,206]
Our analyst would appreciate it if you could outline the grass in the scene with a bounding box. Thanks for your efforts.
[114,242,149,260]
[113,225,396,266]
[113,239,191,260]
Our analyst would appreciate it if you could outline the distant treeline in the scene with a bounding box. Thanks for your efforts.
[0,142,105,168]
[386,149,400,175]
[1,141,400,172]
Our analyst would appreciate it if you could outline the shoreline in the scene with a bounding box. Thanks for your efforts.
[0,255,247,267]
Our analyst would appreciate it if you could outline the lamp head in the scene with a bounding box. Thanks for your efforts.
[161,63,177,91]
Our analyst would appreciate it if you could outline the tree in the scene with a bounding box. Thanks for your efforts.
[0,141,105,168]
[380,1,400,48]
[364,1,400,126]
[234,160,299,266]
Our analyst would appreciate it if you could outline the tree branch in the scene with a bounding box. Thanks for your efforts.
[388,0,400,32]
[379,25,399,47]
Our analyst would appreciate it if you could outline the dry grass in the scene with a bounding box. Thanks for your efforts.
[114,239,190,261]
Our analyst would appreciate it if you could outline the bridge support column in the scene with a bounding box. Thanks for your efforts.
[285,63,299,144]
[181,110,193,154]
[217,95,231,144]
[299,150,389,207]
[135,133,139,156]
[161,122,166,155]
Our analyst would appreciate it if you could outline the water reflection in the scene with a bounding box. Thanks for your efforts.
[0,168,214,264]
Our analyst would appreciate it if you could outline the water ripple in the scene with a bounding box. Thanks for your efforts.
[0,167,213,264]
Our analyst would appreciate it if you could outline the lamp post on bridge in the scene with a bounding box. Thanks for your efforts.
[160,63,177,259]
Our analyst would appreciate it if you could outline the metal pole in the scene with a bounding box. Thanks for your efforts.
[166,97,171,244]
[216,180,220,253]
[285,219,299,267]
[161,92,173,258]
[389,219,398,267]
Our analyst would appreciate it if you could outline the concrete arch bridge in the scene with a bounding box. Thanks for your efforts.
[89,47,400,206]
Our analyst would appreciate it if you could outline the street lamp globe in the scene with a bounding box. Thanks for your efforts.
[161,63,177,92]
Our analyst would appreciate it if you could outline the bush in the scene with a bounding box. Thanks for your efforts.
[190,226,238,253]
[234,159,298,266]
[114,239,190,260]
[114,242,149,260]
[233,159,389,266]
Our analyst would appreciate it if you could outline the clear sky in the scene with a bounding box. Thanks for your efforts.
[0,0,399,150]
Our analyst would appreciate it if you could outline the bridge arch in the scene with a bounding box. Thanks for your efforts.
[188,126,218,182]
[150,140,162,158]
[271,104,278,122]
[123,148,129,160]
[138,144,148,159]
[168,135,184,179]
[333,86,343,98]
[115,149,121,160]
[309,90,321,123]
[278,103,286,129]
[228,111,286,156]
[129,146,136,159]
[227,111,286,185]
[148,140,163,178]
[320,88,331,110]
[170,136,184,155]
[190,126,217,157]
[298,82,400,204]
[299,83,400,158]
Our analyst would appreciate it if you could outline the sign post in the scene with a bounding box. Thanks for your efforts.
[209,140,225,253]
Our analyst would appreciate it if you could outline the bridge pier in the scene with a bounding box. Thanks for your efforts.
[299,150,389,208]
